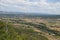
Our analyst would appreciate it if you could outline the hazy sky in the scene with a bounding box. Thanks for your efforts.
[0,0,60,14]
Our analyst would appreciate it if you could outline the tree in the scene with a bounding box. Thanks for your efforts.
[0,21,5,28]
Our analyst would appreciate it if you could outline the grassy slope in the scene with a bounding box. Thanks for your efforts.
[0,21,48,40]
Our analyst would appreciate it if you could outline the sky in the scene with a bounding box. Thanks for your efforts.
[0,0,60,14]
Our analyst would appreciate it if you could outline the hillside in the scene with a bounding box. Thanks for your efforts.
[0,20,48,40]
[0,12,60,40]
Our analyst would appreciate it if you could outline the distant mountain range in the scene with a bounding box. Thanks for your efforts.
[0,11,55,15]
[0,11,60,19]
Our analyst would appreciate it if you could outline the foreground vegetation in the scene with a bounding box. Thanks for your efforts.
[0,21,48,40]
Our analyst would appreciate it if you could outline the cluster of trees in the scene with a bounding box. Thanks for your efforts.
[11,19,60,36]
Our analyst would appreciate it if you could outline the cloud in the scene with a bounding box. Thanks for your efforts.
[0,0,60,14]
[47,0,60,3]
